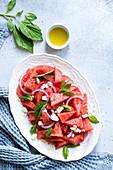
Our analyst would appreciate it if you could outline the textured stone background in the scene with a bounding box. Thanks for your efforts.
[0,0,113,153]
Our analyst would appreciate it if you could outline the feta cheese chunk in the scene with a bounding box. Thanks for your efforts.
[72,133,75,138]
[70,125,81,133]
[75,128,81,133]
[56,106,64,113]
[50,113,59,121]
[48,81,53,86]
[41,84,48,89]
[82,114,89,118]
[42,95,48,101]
[36,78,40,84]
[51,96,53,101]
[38,121,44,126]
[31,134,37,140]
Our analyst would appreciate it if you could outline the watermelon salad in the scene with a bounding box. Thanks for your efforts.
[16,65,99,159]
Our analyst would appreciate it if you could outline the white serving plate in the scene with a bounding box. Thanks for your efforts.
[9,53,101,161]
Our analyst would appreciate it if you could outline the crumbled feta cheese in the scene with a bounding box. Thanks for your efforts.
[48,81,53,86]
[73,125,77,128]
[31,134,37,140]
[38,121,44,126]
[51,109,54,113]
[75,128,81,133]
[50,113,59,121]
[51,96,53,101]
[22,107,27,113]
[82,114,89,118]
[62,72,67,76]
[56,106,64,113]
[42,95,48,101]
[41,84,48,89]
[36,78,40,84]
[72,133,75,138]
[44,108,47,112]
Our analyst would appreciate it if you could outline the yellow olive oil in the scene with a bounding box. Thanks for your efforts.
[49,27,68,46]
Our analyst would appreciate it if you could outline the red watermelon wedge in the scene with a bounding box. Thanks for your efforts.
[58,111,75,124]
[51,122,63,137]
[64,117,83,128]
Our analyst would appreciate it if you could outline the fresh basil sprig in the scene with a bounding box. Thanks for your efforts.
[33,70,54,78]
[34,101,47,121]
[46,128,53,138]
[62,146,69,159]
[66,143,80,148]
[89,115,99,124]
[20,94,32,100]
[0,0,43,52]
[25,13,37,21]
[30,124,37,135]
[59,80,75,96]
[60,105,71,112]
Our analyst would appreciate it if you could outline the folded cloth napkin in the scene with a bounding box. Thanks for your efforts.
[0,87,113,170]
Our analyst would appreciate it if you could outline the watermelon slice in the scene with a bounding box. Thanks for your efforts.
[73,98,82,116]
[82,118,94,131]
[50,93,69,107]
[47,137,64,142]
[28,112,35,121]
[34,91,43,104]
[24,78,36,91]
[36,130,47,139]
[42,110,51,126]
[61,125,69,134]
[22,100,36,110]
[63,134,82,145]
[51,122,63,137]
[34,65,53,75]
[58,111,75,124]
[43,75,54,82]
[64,117,83,128]
[55,139,69,150]
[16,85,25,98]
[54,66,63,84]
[81,93,88,115]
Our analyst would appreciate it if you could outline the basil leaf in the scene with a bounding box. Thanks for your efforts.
[64,80,73,89]
[61,80,65,88]
[25,13,37,21]
[13,26,33,53]
[33,70,54,78]
[34,101,47,121]
[66,144,80,148]
[16,10,23,16]
[30,124,37,135]
[89,115,99,124]
[62,146,69,159]
[46,128,53,138]
[60,89,75,96]
[19,20,43,41]
[60,105,71,112]
[8,19,15,32]
[20,94,32,100]
[7,0,16,13]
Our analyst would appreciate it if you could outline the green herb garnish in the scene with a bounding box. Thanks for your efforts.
[89,115,99,124]
[66,143,80,148]
[25,13,37,21]
[59,80,75,96]
[33,70,54,78]
[62,146,69,159]
[45,128,53,138]
[30,124,36,135]
[20,94,32,100]
[60,105,71,112]
[34,101,47,121]
[0,0,43,52]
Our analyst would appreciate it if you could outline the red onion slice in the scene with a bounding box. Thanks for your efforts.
[72,83,84,98]
[41,122,55,129]
[19,72,31,95]
[27,111,34,114]
[32,88,49,102]
[66,95,84,106]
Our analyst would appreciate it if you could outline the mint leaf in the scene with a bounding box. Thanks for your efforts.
[30,124,37,135]
[8,19,15,32]
[13,26,33,53]
[62,146,69,159]
[89,115,99,124]
[66,144,80,148]
[46,128,53,138]
[16,10,23,16]
[6,0,16,13]
[60,80,75,96]
[33,70,54,78]
[19,20,43,41]
[25,13,37,21]
[34,101,47,121]
[60,105,71,112]
[20,94,32,100]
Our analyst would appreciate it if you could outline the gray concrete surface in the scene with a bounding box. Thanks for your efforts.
[0,0,113,153]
